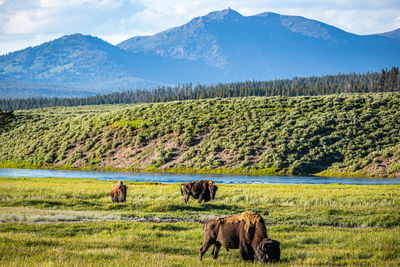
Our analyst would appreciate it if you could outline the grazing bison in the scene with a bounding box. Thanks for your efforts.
[180,180,218,204]
[110,181,128,203]
[199,211,280,263]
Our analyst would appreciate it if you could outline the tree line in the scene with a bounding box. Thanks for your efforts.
[1,67,399,110]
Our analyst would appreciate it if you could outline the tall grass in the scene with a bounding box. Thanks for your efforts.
[0,178,399,265]
[0,222,398,266]
[0,178,399,227]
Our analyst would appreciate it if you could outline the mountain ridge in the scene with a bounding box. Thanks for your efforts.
[378,28,400,41]
[118,8,400,80]
[1,8,399,98]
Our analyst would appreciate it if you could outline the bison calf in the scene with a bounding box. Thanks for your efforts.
[199,211,280,263]
[180,180,218,204]
[110,181,128,203]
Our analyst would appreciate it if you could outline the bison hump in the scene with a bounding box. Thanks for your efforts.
[221,211,263,232]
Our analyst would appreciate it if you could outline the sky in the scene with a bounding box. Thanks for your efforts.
[1,0,400,55]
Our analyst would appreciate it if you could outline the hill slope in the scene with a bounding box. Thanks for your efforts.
[1,93,399,177]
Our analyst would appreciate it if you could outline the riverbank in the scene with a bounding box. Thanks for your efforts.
[2,162,397,178]
[3,168,400,186]
[1,94,400,178]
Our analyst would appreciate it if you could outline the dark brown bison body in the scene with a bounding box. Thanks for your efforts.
[199,211,280,263]
[180,180,218,204]
[110,181,128,203]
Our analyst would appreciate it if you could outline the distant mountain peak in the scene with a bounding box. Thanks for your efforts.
[200,8,243,22]
[55,33,110,45]
[254,11,280,17]
[50,33,98,43]
[2,9,400,99]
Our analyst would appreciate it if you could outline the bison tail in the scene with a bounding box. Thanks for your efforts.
[180,184,184,195]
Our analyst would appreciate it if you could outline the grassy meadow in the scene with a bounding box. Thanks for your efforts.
[0,177,399,266]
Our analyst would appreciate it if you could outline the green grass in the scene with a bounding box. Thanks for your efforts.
[0,177,399,266]
[2,94,400,177]
[0,177,399,227]
[0,222,399,266]
[113,119,148,128]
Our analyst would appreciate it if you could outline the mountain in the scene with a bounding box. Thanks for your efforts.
[378,28,400,41]
[1,9,400,99]
[0,34,222,98]
[0,34,165,97]
[119,8,400,80]
[0,79,94,99]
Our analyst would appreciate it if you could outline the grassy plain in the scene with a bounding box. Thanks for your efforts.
[0,177,399,266]
[1,221,399,266]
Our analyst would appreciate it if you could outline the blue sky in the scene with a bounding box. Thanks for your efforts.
[1,0,399,55]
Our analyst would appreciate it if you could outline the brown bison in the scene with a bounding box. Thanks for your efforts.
[199,211,280,263]
[180,180,218,204]
[110,181,128,203]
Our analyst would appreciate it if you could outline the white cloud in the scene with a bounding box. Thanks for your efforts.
[128,0,400,35]
[0,0,145,35]
[0,0,399,54]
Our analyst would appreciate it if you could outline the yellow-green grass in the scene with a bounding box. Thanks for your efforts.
[0,222,399,266]
[0,177,399,266]
[0,177,399,227]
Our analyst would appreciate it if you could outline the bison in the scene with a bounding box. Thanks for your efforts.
[199,211,280,263]
[180,180,218,204]
[110,181,128,203]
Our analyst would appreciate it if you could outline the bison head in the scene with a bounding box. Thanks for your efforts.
[118,184,128,202]
[255,238,280,263]
[209,183,218,200]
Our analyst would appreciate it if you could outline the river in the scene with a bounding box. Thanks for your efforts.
[1,168,399,184]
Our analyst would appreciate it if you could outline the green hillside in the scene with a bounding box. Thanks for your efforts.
[1,93,400,177]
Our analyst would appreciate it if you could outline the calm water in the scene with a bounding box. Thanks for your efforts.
[1,168,400,185]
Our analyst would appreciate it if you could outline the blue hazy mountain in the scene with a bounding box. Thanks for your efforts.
[119,8,400,80]
[378,28,400,41]
[1,9,400,98]
[0,33,221,98]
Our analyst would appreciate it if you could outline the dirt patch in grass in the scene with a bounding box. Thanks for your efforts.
[363,155,400,177]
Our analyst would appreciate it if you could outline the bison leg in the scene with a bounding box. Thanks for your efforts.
[199,240,214,261]
[184,193,190,204]
[239,243,254,262]
[211,242,221,259]
[198,193,204,204]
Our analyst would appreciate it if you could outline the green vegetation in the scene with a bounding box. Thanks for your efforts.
[0,109,14,134]
[1,178,399,227]
[1,93,400,177]
[113,119,148,128]
[0,178,399,266]
[1,222,399,266]
[1,67,399,110]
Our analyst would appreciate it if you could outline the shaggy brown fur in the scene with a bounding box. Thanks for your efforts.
[221,211,263,232]
[110,181,128,203]
[180,180,218,204]
[199,211,280,263]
